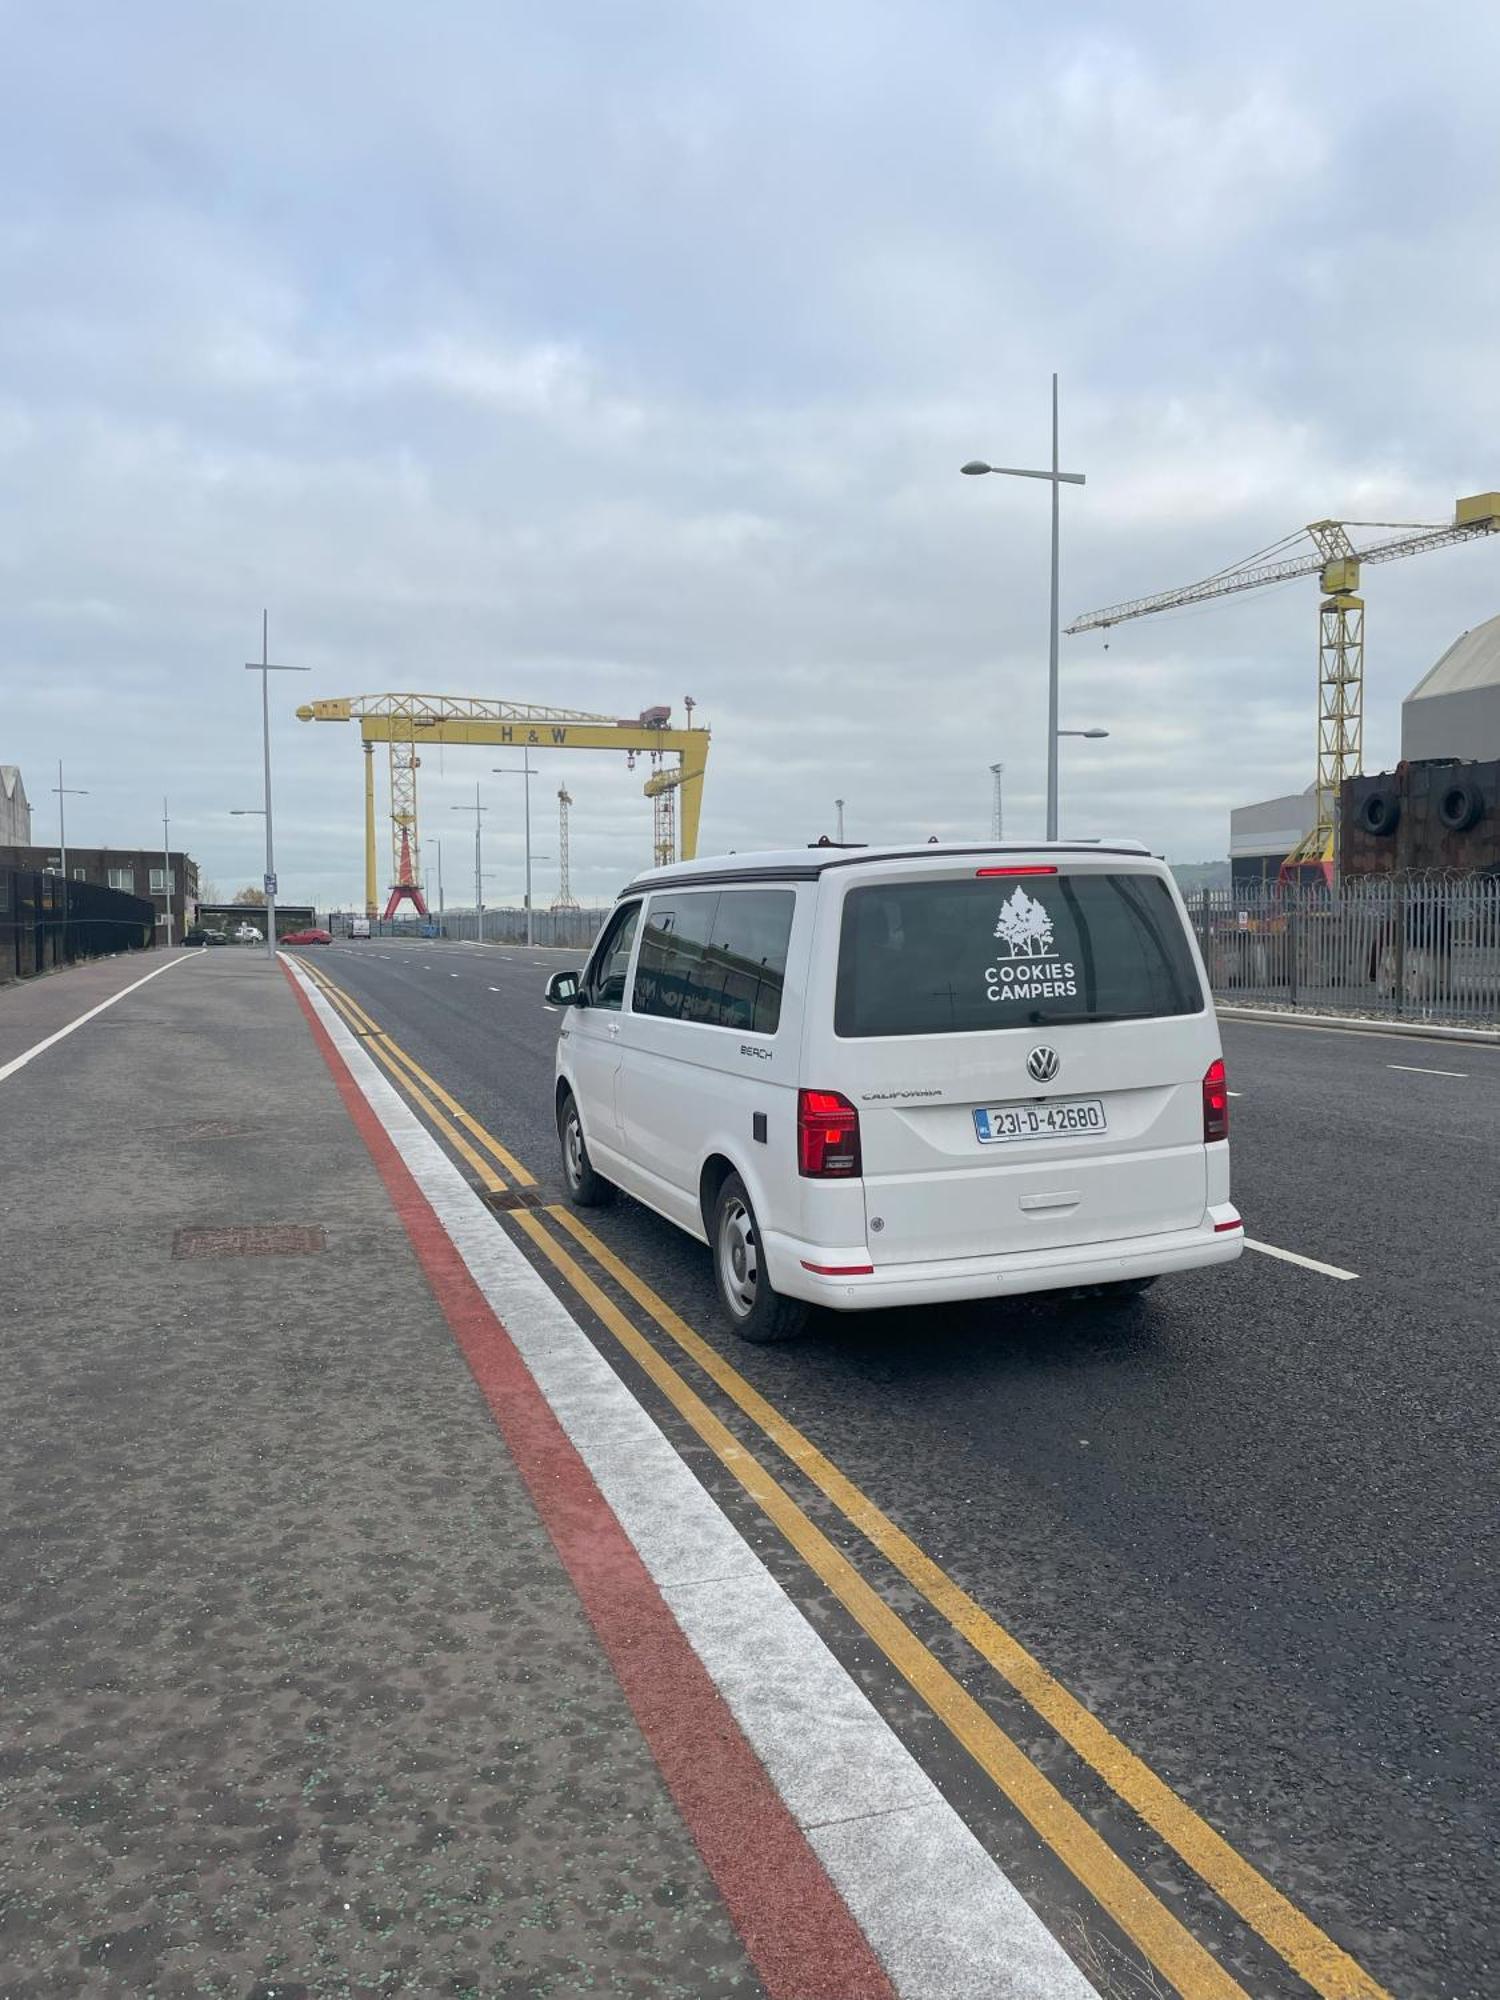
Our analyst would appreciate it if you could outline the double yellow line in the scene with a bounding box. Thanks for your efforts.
[297,957,1392,2000]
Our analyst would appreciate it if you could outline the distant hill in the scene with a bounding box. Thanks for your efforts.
[1169,860,1231,892]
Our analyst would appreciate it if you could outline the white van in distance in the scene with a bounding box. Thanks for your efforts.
[545,843,1242,1342]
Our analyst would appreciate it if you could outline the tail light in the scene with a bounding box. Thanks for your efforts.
[798,1089,862,1177]
[1203,1058,1229,1143]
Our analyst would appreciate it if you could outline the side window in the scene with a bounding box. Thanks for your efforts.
[705,891,796,1034]
[632,888,795,1034]
[633,893,719,1021]
[583,903,640,1012]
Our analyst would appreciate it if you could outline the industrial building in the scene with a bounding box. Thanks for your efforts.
[0,843,199,940]
[1230,787,1317,888]
[1401,611,1500,763]
[0,767,31,847]
[1231,611,1500,878]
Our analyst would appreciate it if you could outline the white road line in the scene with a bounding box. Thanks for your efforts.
[449,972,460,979]
[288,956,1097,2000]
[1228,1090,1244,1098]
[0,952,198,1087]
[1246,1238,1358,1282]
[1387,1062,1467,1078]
[488,986,500,993]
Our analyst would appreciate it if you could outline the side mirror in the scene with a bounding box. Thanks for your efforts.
[544,970,582,1006]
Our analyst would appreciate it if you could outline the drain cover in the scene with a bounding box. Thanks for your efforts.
[482,1188,549,1213]
[172,1225,327,1259]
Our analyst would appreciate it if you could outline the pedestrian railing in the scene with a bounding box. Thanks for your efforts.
[1184,873,1500,1025]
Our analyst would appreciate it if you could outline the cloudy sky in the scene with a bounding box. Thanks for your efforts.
[4,1,1499,908]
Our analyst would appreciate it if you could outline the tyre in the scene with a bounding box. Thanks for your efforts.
[1356,790,1400,837]
[711,1173,808,1344]
[558,1090,615,1208]
[1438,783,1484,833]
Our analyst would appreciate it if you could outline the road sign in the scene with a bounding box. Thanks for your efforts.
[264,873,278,895]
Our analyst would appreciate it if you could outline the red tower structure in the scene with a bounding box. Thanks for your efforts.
[381,825,429,920]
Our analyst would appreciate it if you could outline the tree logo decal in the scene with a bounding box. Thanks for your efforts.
[992,886,1055,958]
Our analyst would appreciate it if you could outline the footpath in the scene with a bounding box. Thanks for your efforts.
[0,949,779,1998]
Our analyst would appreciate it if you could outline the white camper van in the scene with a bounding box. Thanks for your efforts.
[545,843,1241,1342]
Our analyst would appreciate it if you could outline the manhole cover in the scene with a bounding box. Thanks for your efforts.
[172,1225,327,1259]
[482,1188,549,1213]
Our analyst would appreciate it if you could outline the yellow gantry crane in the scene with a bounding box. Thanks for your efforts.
[1066,492,1500,871]
[296,693,710,917]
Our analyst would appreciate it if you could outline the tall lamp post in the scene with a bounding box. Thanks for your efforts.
[962,373,1086,840]
[52,761,88,948]
[451,786,487,941]
[492,751,535,947]
[161,797,174,946]
[243,611,309,964]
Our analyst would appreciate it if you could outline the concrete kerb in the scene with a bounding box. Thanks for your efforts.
[1217,1003,1500,1047]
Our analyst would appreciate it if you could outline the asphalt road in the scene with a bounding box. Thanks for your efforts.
[298,937,1500,2000]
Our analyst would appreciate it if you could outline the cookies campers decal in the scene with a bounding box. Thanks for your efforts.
[984,887,1078,1005]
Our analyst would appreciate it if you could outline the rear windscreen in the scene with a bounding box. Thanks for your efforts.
[835,873,1203,1037]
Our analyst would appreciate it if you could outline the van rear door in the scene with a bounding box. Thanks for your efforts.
[826,865,1215,1263]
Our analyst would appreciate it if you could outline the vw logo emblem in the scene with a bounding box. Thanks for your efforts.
[1026,1045,1060,1084]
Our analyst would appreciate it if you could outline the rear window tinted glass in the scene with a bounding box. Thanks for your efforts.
[835,874,1202,1037]
[634,888,794,1034]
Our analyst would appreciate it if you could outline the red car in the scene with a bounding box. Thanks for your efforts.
[280,927,332,945]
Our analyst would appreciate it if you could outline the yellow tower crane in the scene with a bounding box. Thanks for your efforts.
[1065,492,1500,874]
[295,693,710,917]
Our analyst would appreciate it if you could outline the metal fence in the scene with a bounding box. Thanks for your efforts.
[1184,874,1500,1024]
[0,866,159,984]
[349,906,610,949]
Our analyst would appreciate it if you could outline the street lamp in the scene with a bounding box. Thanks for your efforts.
[493,752,536,947]
[962,373,1086,840]
[161,796,174,947]
[451,786,487,940]
[52,761,88,944]
[1059,728,1109,739]
[834,798,846,843]
[243,611,310,964]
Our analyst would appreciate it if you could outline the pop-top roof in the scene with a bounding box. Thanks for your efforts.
[622,839,1154,896]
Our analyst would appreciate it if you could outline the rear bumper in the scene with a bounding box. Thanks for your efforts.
[764,1206,1243,1312]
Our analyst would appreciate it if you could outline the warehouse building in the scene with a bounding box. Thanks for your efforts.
[1229,786,1317,887]
[1401,610,1500,763]
[0,767,31,847]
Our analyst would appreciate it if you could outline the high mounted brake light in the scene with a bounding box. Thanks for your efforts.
[975,865,1059,877]
[1203,1058,1230,1143]
[797,1089,862,1177]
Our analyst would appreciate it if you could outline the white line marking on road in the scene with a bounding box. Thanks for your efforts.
[488,986,500,993]
[1228,1090,1244,1098]
[0,952,198,1087]
[1246,1239,1358,1281]
[290,960,1098,2000]
[449,972,459,978]
[1387,1062,1467,1077]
